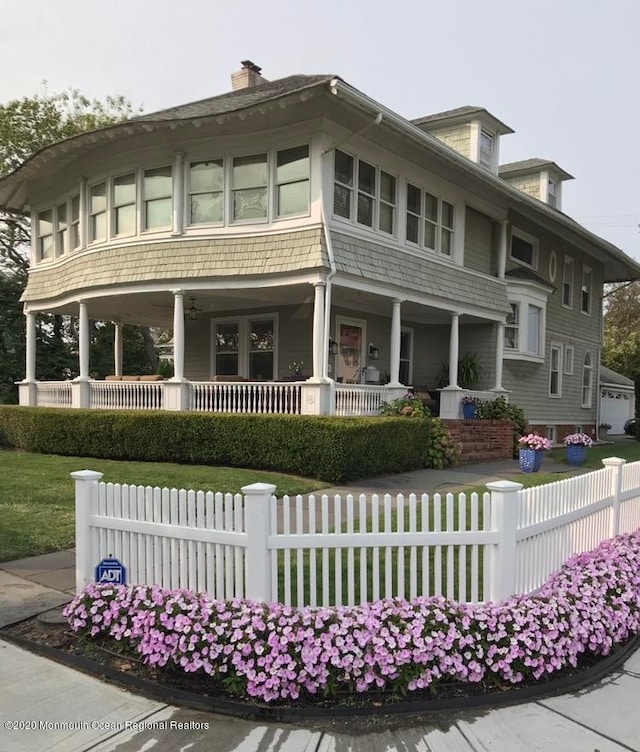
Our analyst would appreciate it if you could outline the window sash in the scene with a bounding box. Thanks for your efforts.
[89,183,107,242]
[38,209,53,259]
[581,268,592,314]
[582,354,593,407]
[550,345,561,396]
[56,203,67,254]
[511,234,535,267]
[562,258,573,307]
[504,303,519,349]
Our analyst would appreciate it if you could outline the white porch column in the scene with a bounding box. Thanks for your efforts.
[172,290,185,381]
[171,151,185,236]
[311,281,325,381]
[388,299,402,387]
[114,322,123,377]
[25,312,36,381]
[78,301,90,380]
[493,321,505,391]
[448,312,460,388]
[498,220,508,280]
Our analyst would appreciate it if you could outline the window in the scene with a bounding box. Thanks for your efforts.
[548,179,558,208]
[549,344,562,397]
[505,303,519,349]
[399,328,413,385]
[113,173,136,236]
[405,183,455,256]
[546,426,556,443]
[248,319,274,380]
[214,322,239,375]
[357,160,376,227]
[55,202,67,254]
[562,256,574,308]
[144,166,172,229]
[37,210,53,259]
[189,160,224,224]
[89,182,107,242]
[276,146,309,217]
[510,229,537,268]
[564,345,574,375]
[527,305,542,355]
[582,352,593,407]
[333,150,354,219]
[70,194,80,250]
[581,266,592,314]
[379,171,396,234]
[233,154,267,221]
[479,130,494,168]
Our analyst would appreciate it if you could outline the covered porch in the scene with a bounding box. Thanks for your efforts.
[18,276,509,418]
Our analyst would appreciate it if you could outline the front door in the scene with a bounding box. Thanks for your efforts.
[336,318,366,383]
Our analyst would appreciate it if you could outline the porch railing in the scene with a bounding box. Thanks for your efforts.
[189,381,303,414]
[35,381,73,408]
[90,381,164,411]
[335,383,391,416]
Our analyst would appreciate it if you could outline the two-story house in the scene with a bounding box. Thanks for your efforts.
[1,61,638,440]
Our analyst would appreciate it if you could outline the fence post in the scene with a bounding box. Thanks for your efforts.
[242,482,276,603]
[486,480,522,602]
[70,470,104,592]
[602,457,626,538]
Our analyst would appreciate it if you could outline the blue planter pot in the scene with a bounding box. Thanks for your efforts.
[462,403,476,419]
[519,448,543,473]
[566,444,587,466]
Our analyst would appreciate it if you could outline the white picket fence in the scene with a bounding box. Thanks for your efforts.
[73,457,640,606]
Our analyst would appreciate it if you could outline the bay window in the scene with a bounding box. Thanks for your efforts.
[55,202,67,254]
[113,173,136,236]
[276,146,309,217]
[233,154,267,221]
[89,182,107,242]
[37,210,53,260]
[189,160,224,224]
[143,167,172,229]
[504,280,550,361]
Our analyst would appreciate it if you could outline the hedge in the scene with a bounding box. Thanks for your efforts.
[0,407,439,483]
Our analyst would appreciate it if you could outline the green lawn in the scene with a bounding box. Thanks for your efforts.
[0,449,326,563]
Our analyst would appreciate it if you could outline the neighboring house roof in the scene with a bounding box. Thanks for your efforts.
[499,159,574,181]
[411,106,514,135]
[600,365,635,388]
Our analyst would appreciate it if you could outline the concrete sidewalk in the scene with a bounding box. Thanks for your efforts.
[1,452,639,750]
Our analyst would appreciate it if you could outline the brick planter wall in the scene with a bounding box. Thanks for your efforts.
[442,419,514,463]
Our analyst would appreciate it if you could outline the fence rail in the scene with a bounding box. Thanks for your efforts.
[90,381,164,410]
[73,457,640,607]
[35,381,73,408]
[335,384,392,416]
[189,381,302,414]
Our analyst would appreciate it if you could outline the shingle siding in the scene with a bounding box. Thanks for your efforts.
[464,207,493,275]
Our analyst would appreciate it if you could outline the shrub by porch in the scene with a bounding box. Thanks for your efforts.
[0,407,456,483]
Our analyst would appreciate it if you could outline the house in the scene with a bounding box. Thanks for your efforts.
[600,365,635,434]
[1,60,639,437]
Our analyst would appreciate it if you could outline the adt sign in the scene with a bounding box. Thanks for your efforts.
[95,557,127,585]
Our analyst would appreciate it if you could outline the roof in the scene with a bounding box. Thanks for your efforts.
[500,158,574,181]
[412,105,514,135]
[132,74,335,122]
[600,364,635,388]
[505,266,556,290]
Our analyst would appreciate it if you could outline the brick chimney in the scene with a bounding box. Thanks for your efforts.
[231,60,267,90]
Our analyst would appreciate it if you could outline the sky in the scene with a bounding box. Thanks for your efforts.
[1,0,639,259]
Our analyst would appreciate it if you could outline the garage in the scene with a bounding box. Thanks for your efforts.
[600,365,635,434]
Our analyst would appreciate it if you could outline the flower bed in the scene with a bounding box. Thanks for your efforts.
[63,531,640,704]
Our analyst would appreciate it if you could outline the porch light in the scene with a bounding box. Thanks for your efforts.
[188,298,198,321]
[368,343,379,360]
[329,339,339,355]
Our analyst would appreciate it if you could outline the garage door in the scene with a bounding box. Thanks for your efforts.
[601,388,633,434]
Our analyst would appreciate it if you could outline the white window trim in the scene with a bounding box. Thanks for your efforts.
[581,264,593,316]
[400,326,414,385]
[210,312,279,380]
[187,158,225,227]
[111,170,137,239]
[549,343,563,398]
[564,345,574,375]
[404,182,456,258]
[510,227,539,270]
[142,163,173,233]
[503,280,548,363]
[274,145,311,221]
[546,425,557,443]
[581,352,594,408]
[562,255,574,310]
[88,179,108,245]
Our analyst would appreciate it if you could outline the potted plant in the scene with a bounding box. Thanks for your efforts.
[564,432,593,466]
[288,361,304,379]
[598,422,612,439]
[518,433,552,473]
[461,394,477,420]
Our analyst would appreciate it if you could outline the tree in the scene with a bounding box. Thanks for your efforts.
[602,282,640,380]
[0,88,150,401]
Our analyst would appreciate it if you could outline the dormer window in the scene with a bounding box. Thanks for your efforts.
[548,179,558,208]
[479,130,494,169]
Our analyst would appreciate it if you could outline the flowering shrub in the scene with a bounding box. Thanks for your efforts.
[518,433,552,451]
[380,393,431,418]
[461,395,477,405]
[288,361,304,374]
[64,531,640,704]
[564,432,594,447]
